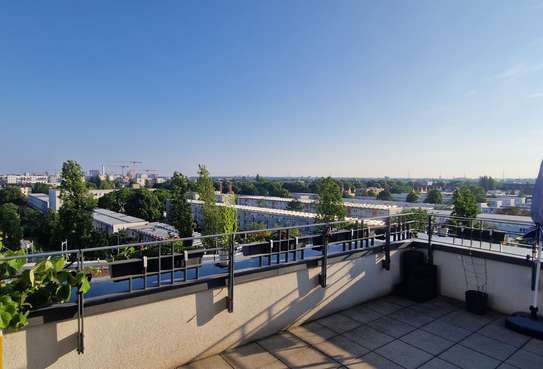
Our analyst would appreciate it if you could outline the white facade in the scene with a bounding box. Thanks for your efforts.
[234,195,402,219]
[27,193,50,214]
[1,174,49,186]
[48,188,116,211]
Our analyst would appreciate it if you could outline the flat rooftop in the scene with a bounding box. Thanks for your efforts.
[181,295,543,369]
[93,208,147,225]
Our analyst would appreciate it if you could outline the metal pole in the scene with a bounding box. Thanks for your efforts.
[319,225,330,288]
[227,234,235,313]
[530,224,542,319]
[383,217,391,270]
[427,215,433,265]
[77,249,85,354]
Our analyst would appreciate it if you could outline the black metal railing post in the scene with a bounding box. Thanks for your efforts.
[427,215,434,264]
[382,217,391,270]
[77,248,85,354]
[319,225,330,288]
[227,234,235,313]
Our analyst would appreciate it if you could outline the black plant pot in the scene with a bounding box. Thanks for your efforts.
[465,290,488,315]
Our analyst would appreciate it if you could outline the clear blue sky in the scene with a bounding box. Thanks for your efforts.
[1,1,542,178]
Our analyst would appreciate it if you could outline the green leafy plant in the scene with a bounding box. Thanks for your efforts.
[0,242,91,330]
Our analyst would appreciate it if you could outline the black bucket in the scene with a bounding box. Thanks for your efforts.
[465,290,488,315]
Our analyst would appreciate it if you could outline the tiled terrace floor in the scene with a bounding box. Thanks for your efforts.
[180,296,543,369]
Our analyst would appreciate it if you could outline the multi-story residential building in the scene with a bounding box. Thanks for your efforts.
[232,195,402,219]
[0,174,49,186]
[27,193,50,214]
[48,188,116,211]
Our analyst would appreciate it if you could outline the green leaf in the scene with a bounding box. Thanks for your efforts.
[77,274,91,294]
[0,311,12,329]
[52,257,66,272]
[56,284,72,302]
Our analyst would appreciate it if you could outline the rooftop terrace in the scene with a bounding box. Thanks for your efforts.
[181,295,543,369]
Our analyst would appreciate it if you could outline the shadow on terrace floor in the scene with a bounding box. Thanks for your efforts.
[179,295,543,369]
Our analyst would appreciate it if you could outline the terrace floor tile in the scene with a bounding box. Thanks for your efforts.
[505,349,543,369]
[312,334,370,366]
[439,344,501,369]
[400,328,455,355]
[422,320,472,342]
[375,339,433,369]
[290,321,338,345]
[179,355,233,369]
[317,313,362,334]
[341,305,383,324]
[345,352,405,369]
[367,316,417,338]
[222,343,288,369]
[459,332,517,361]
[341,324,396,350]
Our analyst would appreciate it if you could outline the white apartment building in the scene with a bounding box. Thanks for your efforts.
[1,174,49,186]
[233,195,402,219]
[27,193,50,214]
[48,188,116,211]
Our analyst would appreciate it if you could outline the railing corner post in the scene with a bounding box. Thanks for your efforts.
[427,215,434,265]
[319,225,330,288]
[227,234,235,313]
[382,217,391,270]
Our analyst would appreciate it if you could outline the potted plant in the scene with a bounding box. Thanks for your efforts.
[0,243,91,332]
[461,252,489,315]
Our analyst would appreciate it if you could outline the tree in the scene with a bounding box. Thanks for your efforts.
[315,177,346,222]
[479,176,497,192]
[167,172,193,239]
[424,189,443,204]
[406,191,420,203]
[377,189,393,201]
[452,185,479,219]
[218,195,238,245]
[287,199,304,212]
[0,203,23,249]
[0,186,25,206]
[197,165,221,237]
[31,183,50,194]
[57,160,96,249]
[465,184,487,203]
[124,188,162,222]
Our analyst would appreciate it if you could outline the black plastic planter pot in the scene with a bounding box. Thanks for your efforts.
[109,253,203,280]
[465,290,488,315]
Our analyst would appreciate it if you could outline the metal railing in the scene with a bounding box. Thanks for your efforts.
[1,211,537,354]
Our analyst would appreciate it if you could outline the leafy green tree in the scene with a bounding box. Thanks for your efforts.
[0,186,25,206]
[0,203,23,249]
[167,172,193,238]
[377,189,393,201]
[406,191,420,203]
[287,199,304,212]
[197,165,221,237]
[218,196,238,245]
[31,183,50,194]
[57,160,96,249]
[315,177,346,222]
[452,185,479,219]
[124,188,162,221]
[424,189,443,204]
[479,176,497,192]
[464,184,487,203]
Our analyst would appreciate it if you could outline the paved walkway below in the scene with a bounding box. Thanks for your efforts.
[179,295,543,369]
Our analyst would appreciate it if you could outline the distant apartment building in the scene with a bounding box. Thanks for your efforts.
[1,174,49,186]
[48,188,116,211]
[232,195,402,219]
[27,193,50,214]
[127,222,179,242]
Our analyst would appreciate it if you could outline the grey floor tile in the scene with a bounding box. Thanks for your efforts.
[290,321,338,345]
[439,310,494,332]
[181,355,233,369]
[272,345,340,369]
[477,320,531,347]
[257,332,306,353]
[422,320,471,342]
[222,343,287,369]
[439,344,501,369]
[375,340,433,369]
[364,300,404,315]
[312,334,370,366]
[342,324,395,350]
[387,307,435,327]
[380,295,416,307]
[496,364,518,369]
[400,329,455,355]
[318,313,361,334]
[418,358,460,369]
[505,349,543,369]
[459,333,517,361]
[367,316,416,338]
[410,303,454,319]
[346,352,404,369]
[342,305,382,323]
[523,338,543,357]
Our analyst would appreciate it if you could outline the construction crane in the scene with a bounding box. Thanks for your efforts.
[105,161,142,178]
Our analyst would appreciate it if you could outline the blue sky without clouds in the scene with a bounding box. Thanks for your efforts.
[1,1,543,178]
